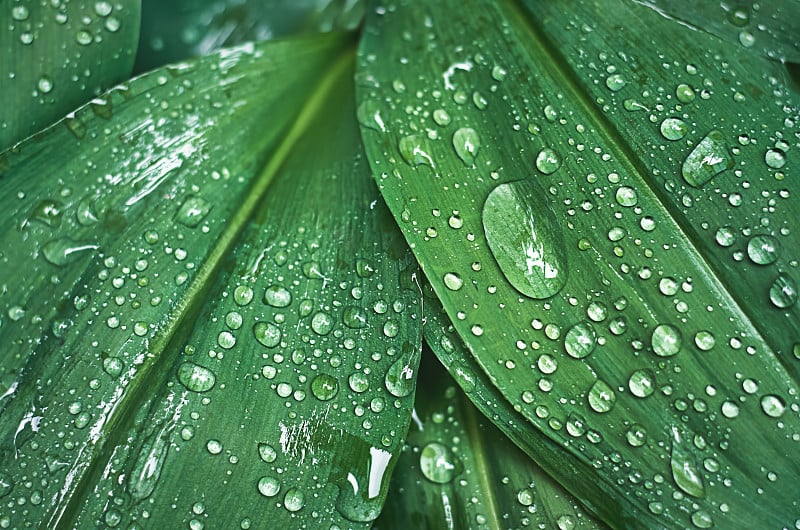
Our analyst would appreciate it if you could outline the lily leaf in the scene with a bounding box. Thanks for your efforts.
[0,0,142,151]
[357,0,799,528]
[375,345,608,530]
[0,31,421,528]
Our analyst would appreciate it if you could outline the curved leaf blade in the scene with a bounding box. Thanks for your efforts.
[0,0,141,150]
[357,0,800,528]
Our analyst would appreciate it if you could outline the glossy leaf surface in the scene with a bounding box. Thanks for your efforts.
[0,31,421,528]
[357,0,800,527]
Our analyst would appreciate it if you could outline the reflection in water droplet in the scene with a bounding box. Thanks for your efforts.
[258,443,277,463]
[234,285,254,306]
[452,127,480,166]
[615,186,637,207]
[264,285,292,307]
[764,149,786,169]
[384,346,420,398]
[564,322,596,359]
[311,312,334,335]
[760,394,786,417]
[676,84,695,103]
[535,148,561,174]
[311,374,339,401]
[483,180,568,299]
[283,488,304,512]
[399,135,435,167]
[605,73,626,91]
[681,130,732,188]
[357,100,386,132]
[651,324,681,357]
[177,362,216,392]
[670,427,705,498]
[42,239,98,266]
[587,380,615,413]
[129,426,172,501]
[257,476,280,497]
[660,118,687,140]
[769,274,797,308]
[253,321,281,347]
[626,424,647,447]
[420,442,459,483]
[175,196,211,227]
[747,235,780,265]
[443,272,463,291]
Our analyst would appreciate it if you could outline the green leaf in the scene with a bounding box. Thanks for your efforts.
[375,346,609,530]
[0,31,421,527]
[134,0,365,73]
[0,0,142,150]
[357,0,799,528]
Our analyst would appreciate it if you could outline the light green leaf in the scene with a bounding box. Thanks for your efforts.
[0,0,142,151]
[134,0,365,73]
[0,31,421,527]
[357,0,799,528]
[375,345,609,530]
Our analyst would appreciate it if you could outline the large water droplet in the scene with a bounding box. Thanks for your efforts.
[535,148,561,174]
[175,196,211,227]
[399,135,435,167]
[311,374,339,401]
[283,488,305,512]
[769,274,797,308]
[746,235,780,265]
[420,442,459,483]
[483,180,568,299]
[177,362,216,392]
[42,238,98,266]
[257,476,280,497]
[253,321,281,347]
[129,426,171,501]
[384,344,420,398]
[564,322,597,359]
[651,324,682,357]
[764,149,786,169]
[263,285,292,307]
[587,380,616,413]
[760,394,786,417]
[660,118,687,140]
[452,127,480,166]
[681,130,732,188]
[357,100,386,132]
[670,426,706,498]
[336,444,393,522]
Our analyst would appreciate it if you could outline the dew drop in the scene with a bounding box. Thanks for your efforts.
[760,394,786,418]
[670,427,705,498]
[37,76,53,94]
[676,84,696,103]
[747,235,780,265]
[258,443,277,463]
[681,130,732,188]
[311,374,339,401]
[693,331,715,351]
[42,238,98,266]
[264,285,292,307]
[76,29,92,45]
[175,196,211,227]
[433,108,451,126]
[443,272,463,291]
[764,149,786,169]
[452,127,480,166]
[626,424,647,447]
[769,274,797,308]
[384,348,419,398]
[535,148,561,174]
[217,331,236,349]
[311,312,334,335]
[605,73,626,91]
[564,322,596,359]
[651,324,681,357]
[420,442,458,484]
[587,380,616,413]
[234,285,254,306]
[253,321,281,347]
[283,488,304,512]
[349,372,369,393]
[257,476,280,497]
[615,186,638,207]
[177,362,216,392]
[660,118,687,140]
[399,134,435,167]
[356,100,386,132]
[483,180,568,299]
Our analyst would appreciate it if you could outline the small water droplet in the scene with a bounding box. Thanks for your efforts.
[258,443,277,463]
[651,324,681,357]
[384,347,419,398]
[94,1,113,16]
[357,100,386,132]
[11,5,29,20]
[483,180,568,299]
[433,108,451,126]
[452,127,480,166]
[681,130,732,188]
[177,362,216,392]
[37,76,53,94]
[311,312,334,335]
[76,29,93,45]
[443,272,463,291]
[535,148,561,174]
[283,488,304,512]
[615,186,638,207]
[760,394,786,417]
[42,238,98,266]
[676,83,696,103]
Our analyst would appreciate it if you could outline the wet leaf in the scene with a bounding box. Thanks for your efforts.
[357,0,800,527]
[0,31,421,527]
[0,0,141,151]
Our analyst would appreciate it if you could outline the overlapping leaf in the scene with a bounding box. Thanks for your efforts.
[0,31,422,528]
[357,0,800,527]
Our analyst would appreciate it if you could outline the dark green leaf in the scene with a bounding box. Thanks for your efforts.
[0,31,421,527]
[357,0,800,527]
[0,0,141,150]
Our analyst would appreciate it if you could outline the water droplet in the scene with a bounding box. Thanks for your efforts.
[384,347,419,398]
[234,285,254,306]
[535,148,561,174]
[605,73,626,91]
[129,426,171,501]
[343,307,368,328]
[42,238,98,266]
[764,149,786,169]
[283,488,304,512]
[691,510,713,529]
[76,29,93,45]
[217,331,236,349]
[564,322,596,359]
[336,444,393,522]
[676,84,696,103]
[175,196,211,227]
[651,324,681,357]
[11,5,29,20]
[587,380,616,413]
[769,274,797,308]
[660,118,687,140]
[625,423,647,447]
[356,100,386,132]
[681,130,732,188]
[258,443,277,463]
[483,180,568,299]
[694,331,715,351]
[721,400,739,418]
[747,235,780,265]
[491,65,507,81]
[37,76,53,94]
[517,487,534,506]
[670,427,705,498]
[257,476,280,497]
[103,356,124,377]
[253,321,281,347]
[399,134,435,167]
[311,312,334,335]
[177,362,216,392]
[263,285,292,307]
[420,442,458,483]
[615,186,638,207]
[94,1,113,16]
[206,439,223,454]
[0,473,14,498]
[311,374,339,401]
[433,109,451,126]
[715,226,736,247]
[443,272,463,291]
[760,394,786,418]
[452,127,480,166]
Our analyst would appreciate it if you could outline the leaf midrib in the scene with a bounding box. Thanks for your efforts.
[53,36,357,529]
